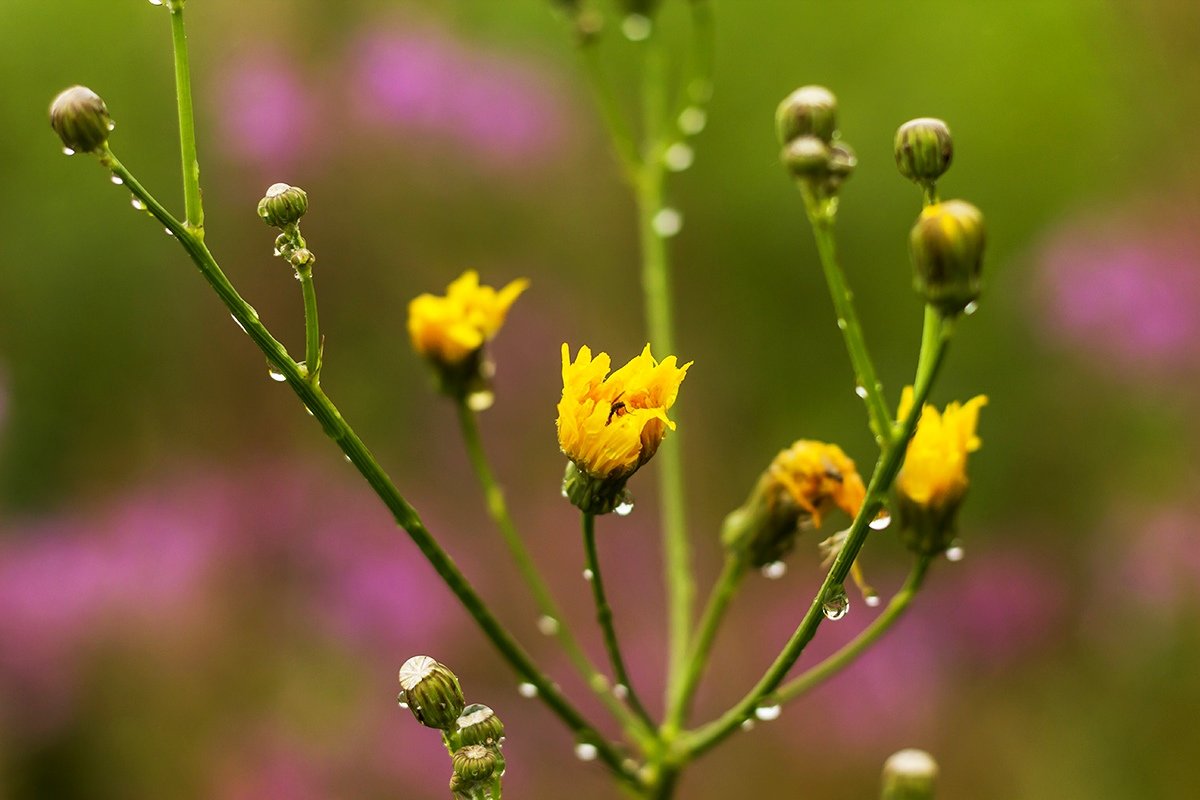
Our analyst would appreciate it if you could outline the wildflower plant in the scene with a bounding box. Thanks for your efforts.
[48,1,992,797]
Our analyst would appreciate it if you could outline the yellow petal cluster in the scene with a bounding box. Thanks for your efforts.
[896,386,987,510]
[766,440,866,526]
[407,270,529,365]
[557,344,691,480]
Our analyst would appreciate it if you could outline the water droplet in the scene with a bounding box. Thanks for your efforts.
[822,585,850,620]
[869,511,892,531]
[148,0,163,5]
[855,384,869,399]
[678,107,707,136]
[273,247,282,257]
[754,704,782,721]
[621,758,639,774]
[574,742,599,762]
[963,301,979,316]
[621,14,652,41]
[343,454,352,464]
[466,389,495,412]
[614,494,635,516]
[517,682,539,698]
[130,197,146,211]
[561,486,570,499]
[537,615,560,636]
[396,690,408,709]
[110,175,124,185]
[62,147,76,156]
[664,142,694,172]
[652,207,683,238]
[740,719,756,731]
[760,561,787,580]
[613,684,629,701]
[163,227,174,236]
[865,592,882,608]
[107,121,116,132]
[836,318,848,331]
[945,540,965,562]
[267,366,286,382]
[230,315,247,333]
[582,568,594,581]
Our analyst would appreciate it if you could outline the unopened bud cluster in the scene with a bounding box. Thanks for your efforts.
[776,86,856,198]
[258,183,316,274]
[50,86,113,155]
[397,656,506,800]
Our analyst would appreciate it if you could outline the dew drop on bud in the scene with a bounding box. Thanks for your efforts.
[62,147,76,156]
[614,497,635,516]
[945,541,965,562]
[754,704,782,721]
[574,742,599,762]
[537,615,560,636]
[760,561,787,580]
[652,208,683,238]
[396,690,409,709]
[822,585,850,620]
[621,14,652,41]
[869,511,892,531]
[466,390,495,412]
[517,682,539,698]
[865,592,882,608]
[963,301,979,315]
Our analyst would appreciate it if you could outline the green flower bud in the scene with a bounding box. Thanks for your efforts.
[449,745,499,793]
[823,140,857,192]
[909,200,985,315]
[398,655,466,730]
[882,749,938,800]
[49,86,113,155]
[894,118,953,186]
[775,86,838,145]
[257,183,309,229]
[561,460,634,517]
[780,136,831,180]
[456,703,505,748]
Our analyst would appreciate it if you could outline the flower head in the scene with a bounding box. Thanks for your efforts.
[407,270,528,405]
[722,440,866,568]
[557,344,690,514]
[895,386,987,554]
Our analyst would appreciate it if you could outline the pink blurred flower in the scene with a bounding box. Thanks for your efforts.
[211,52,316,172]
[1034,209,1200,374]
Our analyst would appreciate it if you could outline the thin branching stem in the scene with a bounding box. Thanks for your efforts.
[168,2,203,236]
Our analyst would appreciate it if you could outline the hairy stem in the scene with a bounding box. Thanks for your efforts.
[456,403,654,746]
[582,513,656,728]
[101,150,638,788]
[168,2,203,236]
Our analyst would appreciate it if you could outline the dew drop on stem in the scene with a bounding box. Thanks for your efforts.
[574,742,599,762]
[822,585,850,620]
[754,704,782,721]
[945,541,965,562]
[869,511,892,531]
[517,682,538,699]
[537,615,559,636]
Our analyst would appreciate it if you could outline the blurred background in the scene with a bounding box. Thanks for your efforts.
[2,0,1199,797]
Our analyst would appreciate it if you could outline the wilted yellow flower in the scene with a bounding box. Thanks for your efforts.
[895,386,987,554]
[407,270,528,366]
[722,440,867,569]
[557,343,690,514]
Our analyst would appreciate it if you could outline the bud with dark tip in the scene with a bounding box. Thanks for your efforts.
[775,86,838,145]
[780,136,831,180]
[909,200,985,314]
[49,86,113,154]
[894,118,953,186]
[398,655,466,730]
[449,745,499,797]
[881,748,938,800]
[455,704,505,748]
[257,183,308,229]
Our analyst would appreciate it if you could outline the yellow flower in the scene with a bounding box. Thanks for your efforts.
[407,270,529,366]
[896,386,987,510]
[557,344,690,514]
[895,386,987,555]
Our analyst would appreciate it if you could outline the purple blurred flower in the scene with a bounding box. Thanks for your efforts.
[211,52,316,172]
[349,26,570,168]
[1034,210,1200,373]
[213,731,329,800]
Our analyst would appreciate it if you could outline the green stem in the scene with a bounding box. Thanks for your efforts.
[679,305,953,761]
[801,186,893,445]
[582,513,656,728]
[770,555,933,704]
[297,265,321,382]
[100,150,638,789]
[662,553,747,737]
[677,0,715,116]
[455,403,654,746]
[636,30,694,706]
[168,2,203,236]
[578,43,641,183]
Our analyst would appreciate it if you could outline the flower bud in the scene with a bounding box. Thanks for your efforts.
[49,86,113,154]
[455,703,505,748]
[775,86,838,145]
[894,118,953,186]
[821,140,857,193]
[449,745,499,795]
[780,136,830,180]
[257,183,309,229]
[881,748,938,800]
[398,655,466,730]
[909,200,985,314]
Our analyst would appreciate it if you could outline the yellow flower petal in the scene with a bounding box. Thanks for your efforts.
[407,270,528,366]
[896,387,988,510]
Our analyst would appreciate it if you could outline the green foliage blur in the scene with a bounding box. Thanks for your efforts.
[2,1,1199,798]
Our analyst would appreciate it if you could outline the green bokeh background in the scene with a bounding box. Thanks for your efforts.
[2,1,1198,797]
